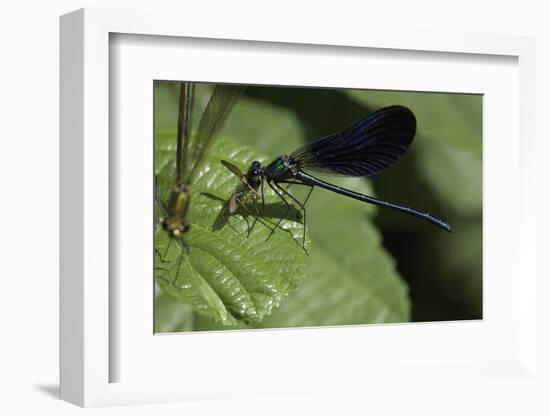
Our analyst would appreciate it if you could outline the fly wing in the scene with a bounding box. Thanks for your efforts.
[221,159,245,179]
[290,106,416,177]
[186,84,245,182]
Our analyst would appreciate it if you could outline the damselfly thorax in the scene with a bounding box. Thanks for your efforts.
[161,182,191,239]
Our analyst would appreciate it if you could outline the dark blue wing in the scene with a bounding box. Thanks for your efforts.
[290,106,416,177]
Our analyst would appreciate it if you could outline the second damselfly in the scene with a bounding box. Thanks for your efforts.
[156,82,243,271]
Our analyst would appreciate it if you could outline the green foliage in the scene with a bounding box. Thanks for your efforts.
[347,89,483,320]
[155,82,482,331]
[257,176,410,329]
[186,174,410,331]
[154,86,414,331]
[154,290,195,332]
[155,136,306,326]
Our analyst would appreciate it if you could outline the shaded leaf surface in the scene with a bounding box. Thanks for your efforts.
[191,176,410,330]
[256,178,409,328]
[347,89,482,321]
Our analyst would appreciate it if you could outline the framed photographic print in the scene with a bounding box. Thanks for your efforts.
[152,81,478,334]
[60,7,537,408]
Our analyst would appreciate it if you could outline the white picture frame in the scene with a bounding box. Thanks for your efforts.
[60,7,537,408]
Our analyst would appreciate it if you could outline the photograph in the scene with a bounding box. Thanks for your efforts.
[153,81,482,333]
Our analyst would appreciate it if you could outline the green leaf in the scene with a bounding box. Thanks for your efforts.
[346,89,482,321]
[154,289,195,333]
[155,135,307,327]
[256,178,410,328]
[156,85,411,332]
[191,175,411,331]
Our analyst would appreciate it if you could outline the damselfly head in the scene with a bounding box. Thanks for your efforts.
[173,183,191,195]
[162,217,190,239]
[247,161,262,178]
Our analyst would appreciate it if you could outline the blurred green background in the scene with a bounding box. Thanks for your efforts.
[154,81,482,331]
